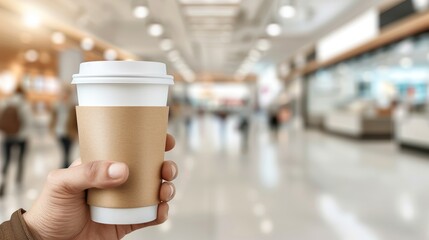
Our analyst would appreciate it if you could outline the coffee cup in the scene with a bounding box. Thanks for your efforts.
[72,61,174,224]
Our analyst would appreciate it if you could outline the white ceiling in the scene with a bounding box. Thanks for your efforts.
[24,0,382,76]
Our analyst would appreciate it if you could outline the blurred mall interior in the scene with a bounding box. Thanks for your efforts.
[1,0,429,239]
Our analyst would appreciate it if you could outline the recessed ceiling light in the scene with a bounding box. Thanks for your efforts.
[25,49,39,62]
[260,219,273,234]
[413,0,429,11]
[266,23,282,37]
[133,5,149,19]
[23,12,41,28]
[104,49,118,61]
[51,32,65,45]
[279,5,296,18]
[148,23,164,37]
[81,37,95,51]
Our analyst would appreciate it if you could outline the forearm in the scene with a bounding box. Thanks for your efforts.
[0,209,36,240]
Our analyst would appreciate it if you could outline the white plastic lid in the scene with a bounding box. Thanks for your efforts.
[72,61,174,85]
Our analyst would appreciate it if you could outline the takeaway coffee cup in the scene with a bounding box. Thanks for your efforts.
[72,61,174,225]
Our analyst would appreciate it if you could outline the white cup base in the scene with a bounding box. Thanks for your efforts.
[90,205,158,225]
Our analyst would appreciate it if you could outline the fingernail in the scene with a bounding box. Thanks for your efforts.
[108,163,126,179]
[171,165,177,178]
[169,184,174,199]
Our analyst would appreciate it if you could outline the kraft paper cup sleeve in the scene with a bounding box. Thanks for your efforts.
[76,106,169,208]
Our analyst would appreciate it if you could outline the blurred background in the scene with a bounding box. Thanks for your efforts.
[0,0,429,239]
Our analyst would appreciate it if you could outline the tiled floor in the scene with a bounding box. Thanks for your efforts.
[1,113,429,240]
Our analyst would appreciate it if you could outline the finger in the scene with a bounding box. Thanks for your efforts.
[47,161,129,193]
[159,182,175,202]
[130,203,169,231]
[161,161,178,181]
[69,159,82,168]
[165,134,175,152]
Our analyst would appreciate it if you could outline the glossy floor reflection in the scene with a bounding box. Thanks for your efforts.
[1,114,429,239]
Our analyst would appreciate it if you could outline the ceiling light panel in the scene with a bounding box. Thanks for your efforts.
[193,31,232,37]
[193,33,231,38]
[187,17,235,24]
[179,0,241,4]
[184,6,239,17]
[191,24,233,30]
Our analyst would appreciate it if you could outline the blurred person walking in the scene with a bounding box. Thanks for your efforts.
[238,114,250,152]
[51,86,78,169]
[0,86,32,196]
[268,108,280,139]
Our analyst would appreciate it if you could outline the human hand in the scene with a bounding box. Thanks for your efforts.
[23,134,177,240]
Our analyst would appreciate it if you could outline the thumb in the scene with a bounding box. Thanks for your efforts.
[47,161,129,194]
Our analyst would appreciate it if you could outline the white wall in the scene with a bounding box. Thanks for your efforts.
[317,8,379,62]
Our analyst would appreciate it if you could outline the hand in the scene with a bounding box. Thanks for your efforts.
[23,134,177,240]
